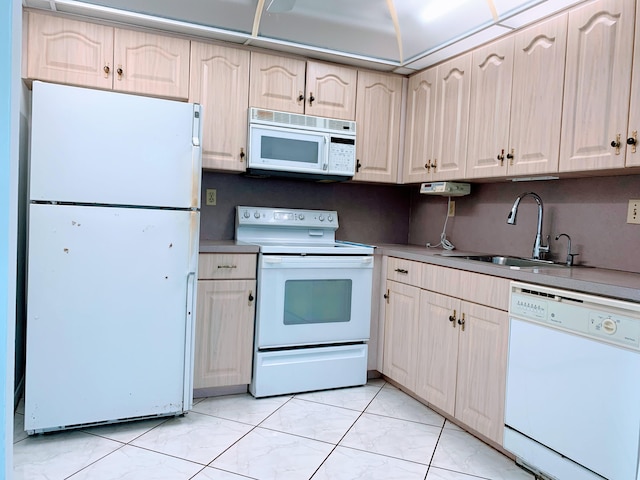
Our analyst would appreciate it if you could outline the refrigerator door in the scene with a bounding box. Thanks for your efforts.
[25,204,199,433]
[29,81,201,209]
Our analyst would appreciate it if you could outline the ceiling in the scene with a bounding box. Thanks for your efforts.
[24,0,586,73]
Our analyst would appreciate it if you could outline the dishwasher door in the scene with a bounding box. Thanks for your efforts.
[506,317,640,479]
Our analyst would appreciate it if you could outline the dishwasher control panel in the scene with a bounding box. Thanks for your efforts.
[510,283,640,350]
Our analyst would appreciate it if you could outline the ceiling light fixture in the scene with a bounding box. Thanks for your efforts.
[266,0,295,13]
[420,0,473,22]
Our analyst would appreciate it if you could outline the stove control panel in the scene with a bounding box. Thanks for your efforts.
[237,206,339,229]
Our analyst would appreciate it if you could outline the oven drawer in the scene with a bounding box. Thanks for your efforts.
[198,254,256,280]
[387,257,423,286]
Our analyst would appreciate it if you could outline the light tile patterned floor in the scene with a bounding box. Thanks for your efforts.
[13,380,534,480]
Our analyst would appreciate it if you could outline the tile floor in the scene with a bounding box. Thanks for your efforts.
[13,380,534,480]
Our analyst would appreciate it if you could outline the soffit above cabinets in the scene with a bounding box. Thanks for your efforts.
[24,0,587,73]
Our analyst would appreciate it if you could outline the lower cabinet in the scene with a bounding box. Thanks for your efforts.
[382,257,509,445]
[194,254,256,389]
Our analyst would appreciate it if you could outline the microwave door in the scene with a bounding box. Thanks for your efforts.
[249,125,325,174]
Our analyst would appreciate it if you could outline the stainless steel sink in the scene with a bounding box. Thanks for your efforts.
[436,254,567,268]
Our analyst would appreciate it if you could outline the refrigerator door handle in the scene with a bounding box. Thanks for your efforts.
[183,271,197,410]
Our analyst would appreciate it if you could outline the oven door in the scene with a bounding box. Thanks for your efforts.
[255,255,373,348]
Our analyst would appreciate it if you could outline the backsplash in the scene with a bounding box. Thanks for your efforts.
[408,174,640,273]
[200,172,411,245]
[201,172,640,274]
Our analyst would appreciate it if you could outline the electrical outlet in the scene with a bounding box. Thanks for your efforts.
[206,189,217,206]
[448,200,456,217]
[628,199,640,224]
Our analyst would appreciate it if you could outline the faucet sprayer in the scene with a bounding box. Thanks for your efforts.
[506,192,550,259]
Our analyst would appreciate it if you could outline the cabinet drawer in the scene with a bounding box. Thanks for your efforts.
[198,254,256,280]
[387,257,423,286]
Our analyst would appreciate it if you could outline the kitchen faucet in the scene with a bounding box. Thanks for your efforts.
[506,192,550,259]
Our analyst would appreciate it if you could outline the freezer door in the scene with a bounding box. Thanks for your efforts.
[30,81,201,208]
[25,204,199,433]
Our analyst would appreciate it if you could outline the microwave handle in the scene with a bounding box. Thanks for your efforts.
[323,135,329,171]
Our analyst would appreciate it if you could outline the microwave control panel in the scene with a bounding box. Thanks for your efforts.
[328,137,356,173]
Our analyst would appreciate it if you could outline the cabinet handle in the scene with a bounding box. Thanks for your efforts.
[457,313,465,332]
[497,149,505,165]
[425,160,431,171]
[611,134,621,154]
[217,265,237,269]
[248,290,254,305]
[507,148,514,165]
[308,92,315,106]
[628,131,638,154]
[432,159,437,171]
[103,65,110,77]
[297,93,305,103]
[116,66,123,79]
[356,159,362,172]
[240,147,245,162]
[384,289,390,304]
[394,268,409,274]
[449,309,457,328]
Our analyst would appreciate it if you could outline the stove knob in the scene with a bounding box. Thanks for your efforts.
[298,214,305,220]
[328,215,334,222]
[319,214,325,221]
[254,211,260,219]
[243,210,250,219]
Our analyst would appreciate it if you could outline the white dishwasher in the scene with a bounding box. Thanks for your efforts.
[504,282,640,480]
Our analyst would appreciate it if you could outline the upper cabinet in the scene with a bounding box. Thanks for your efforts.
[354,71,403,183]
[627,1,640,167]
[508,13,567,177]
[403,54,471,184]
[190,42,250,172]
[26,11,190,100]
[249,52,357,120]
[466,36,515,179]
[559,0,635,172]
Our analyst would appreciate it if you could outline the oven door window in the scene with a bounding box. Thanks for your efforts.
[284,279,352,325]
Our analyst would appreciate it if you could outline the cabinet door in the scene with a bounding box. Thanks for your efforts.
[508,13,567,176]
[466,36,515,179]
[194,280,256,388]
[305,61,357,120]
[455,301,508,445]
[354,71,403,183]
[26,12,114,90]
[249,52,306,114]
[382,280,419,389]
[432,54,472,181]
[403,68,437,184]
[559,0,635,172]
[626,3,640,166]
[190,42,250,172]
[415,291,460,416]
[113,29,190,100]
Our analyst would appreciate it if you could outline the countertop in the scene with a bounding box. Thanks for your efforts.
[377,244,640,303]
[198,240,640,303]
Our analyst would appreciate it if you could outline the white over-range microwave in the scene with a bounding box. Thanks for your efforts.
[247,107,357,182]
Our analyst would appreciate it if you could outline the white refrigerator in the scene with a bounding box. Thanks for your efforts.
[24,81,202,434]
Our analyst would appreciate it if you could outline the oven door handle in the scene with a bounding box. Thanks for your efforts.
[263,256,283,264]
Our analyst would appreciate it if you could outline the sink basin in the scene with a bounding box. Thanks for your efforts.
[437,254,566,268]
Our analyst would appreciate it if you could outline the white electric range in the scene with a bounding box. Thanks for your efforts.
[236,206,374,397]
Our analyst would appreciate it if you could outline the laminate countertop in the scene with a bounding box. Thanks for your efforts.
[377,244,640,303]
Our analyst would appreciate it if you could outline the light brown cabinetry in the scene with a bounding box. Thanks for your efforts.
[26,11,190,100]
[354,71,403,183]
[403,54,471,184]
[559,0,635,172]
[628,0,640,167]
[190,42,250,172]
[194,254,256,389]
[249,52,357,120]
[382,258,509,445]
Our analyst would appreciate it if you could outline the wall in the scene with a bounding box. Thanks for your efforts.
[408,174,640,273]
[200,172,411,245]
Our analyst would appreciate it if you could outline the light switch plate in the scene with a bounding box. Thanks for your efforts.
[206,189,217,206]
